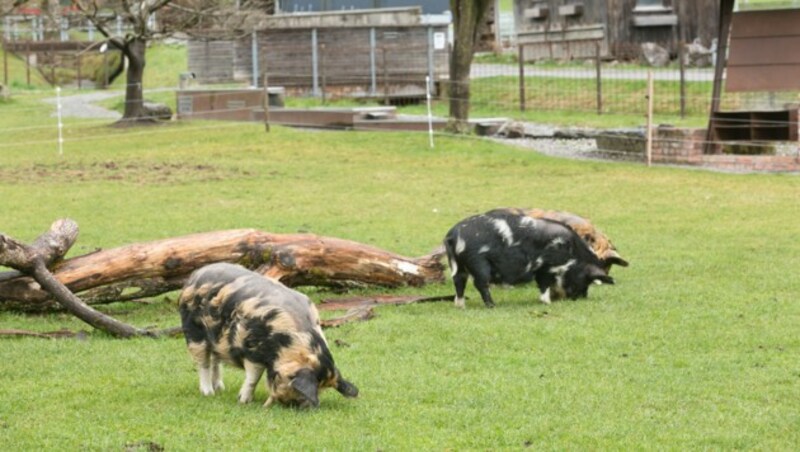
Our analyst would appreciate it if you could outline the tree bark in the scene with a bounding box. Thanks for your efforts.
[447,0,493,133]
[0,225,445,312]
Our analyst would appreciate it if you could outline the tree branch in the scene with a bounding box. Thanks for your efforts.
[0,220,154,338]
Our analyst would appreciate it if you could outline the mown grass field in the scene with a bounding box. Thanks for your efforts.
[2,84,800,450]
[4,31,800,449]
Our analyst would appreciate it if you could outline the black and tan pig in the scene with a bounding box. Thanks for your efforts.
[179,263,358,408]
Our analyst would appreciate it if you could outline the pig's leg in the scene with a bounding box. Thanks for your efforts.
[238,360,265,404]
[211,355,225,393]
[452,269,469,309]
[187,341,215,396]
[469,260,496,308]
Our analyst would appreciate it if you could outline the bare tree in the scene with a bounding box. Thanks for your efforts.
[447,0,493,134]
[9,1,271,123]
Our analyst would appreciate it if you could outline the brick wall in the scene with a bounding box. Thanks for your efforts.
[651,127,800,173]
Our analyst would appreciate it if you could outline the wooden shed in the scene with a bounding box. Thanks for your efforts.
[514,0,719,61]
[187,7,449,99]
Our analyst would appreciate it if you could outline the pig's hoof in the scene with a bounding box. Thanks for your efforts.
[238,393,253,404]
[484,303,496,309]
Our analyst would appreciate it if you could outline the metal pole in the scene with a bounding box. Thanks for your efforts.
[311,28,319,96]
[595,41,602,115]
[426,26,434,93]
[518,43,525,112]
[369,28,377,95]
[251,31,259,88]
[646,70,654,167]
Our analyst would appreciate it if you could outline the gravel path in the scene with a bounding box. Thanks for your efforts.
[42,90,123,120]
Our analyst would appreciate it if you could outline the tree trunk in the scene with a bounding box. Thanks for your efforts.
[121,37,147,121]
[0,225,445,312]
[447,0,492,133]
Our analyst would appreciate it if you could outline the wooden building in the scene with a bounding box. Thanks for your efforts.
[514,0,719,61]
[187,7,449,99]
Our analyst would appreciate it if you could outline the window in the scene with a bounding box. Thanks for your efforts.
[634,0,672,11]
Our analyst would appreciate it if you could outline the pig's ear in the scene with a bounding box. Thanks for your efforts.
[604,250,629,267]
[336,376,359,398]
[291,369,319,407]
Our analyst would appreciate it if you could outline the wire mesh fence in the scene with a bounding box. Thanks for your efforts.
[2,35,800,172]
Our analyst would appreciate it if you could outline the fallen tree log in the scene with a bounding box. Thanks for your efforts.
[0,221,445,312]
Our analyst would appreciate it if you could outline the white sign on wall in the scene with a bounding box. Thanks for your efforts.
[434,32,446,50]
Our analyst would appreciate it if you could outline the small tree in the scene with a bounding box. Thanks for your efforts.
[10,1,272,123]
[447,0,492,134]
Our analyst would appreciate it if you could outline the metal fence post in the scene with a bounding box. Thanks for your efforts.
[426,26,434,94]
[369,28,377,96]
[595,41,603,115]
[311,28,319,96]
[4,17,11,41]
[60,17,69,42]
[518,43,525,112]
[251,31,259,88]
[88,20,94,41]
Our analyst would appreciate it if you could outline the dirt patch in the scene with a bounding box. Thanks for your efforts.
[0,161,257,185]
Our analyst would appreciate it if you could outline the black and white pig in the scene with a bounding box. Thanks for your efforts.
[443,208,614,308]
[179,263,358,408]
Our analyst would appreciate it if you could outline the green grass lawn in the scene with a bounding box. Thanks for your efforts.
[2,65,800,450]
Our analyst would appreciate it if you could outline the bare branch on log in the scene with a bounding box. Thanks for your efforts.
[1,220,154,338]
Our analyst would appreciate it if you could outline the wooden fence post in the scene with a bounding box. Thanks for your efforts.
[646,70,654,167]
[3,39,8,86]
[263,71,270,133]
[26,41,30,86]
[679,40,686,118]
[595,41,603,115]
[518,43,525,112]
[320,43,326,105]
[382,46,389,105]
